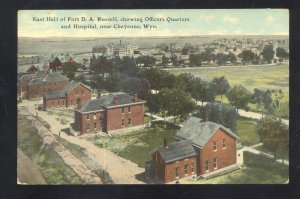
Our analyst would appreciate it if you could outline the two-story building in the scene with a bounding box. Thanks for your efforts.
[71,92,146,136]
[146,116,242,184]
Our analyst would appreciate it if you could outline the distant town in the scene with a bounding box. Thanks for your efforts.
[17,36,289,184]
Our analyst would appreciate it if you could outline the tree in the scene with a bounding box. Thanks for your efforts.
[216,53,227,66]
[276,47,289,63]
[178,73,198,94]
[160,72,178,89]
[138,68,162,91]
[270,89,284,113]
[159,88,196,124]
[119,56,138,76]
[238,50,255,64]
[199,102,238,132]
[211,76,230,100]
[226,85,252,113]
[63,62,78,80]
[251,89,275,116]
[191,80,217,106]
[189,54,202,67]
[261,44,275,63]
[227,52,237,64]
[256,117,289,162]
[120,77,150,100]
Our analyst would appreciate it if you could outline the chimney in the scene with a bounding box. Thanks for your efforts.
[133,94,138,102]
[114,96,119,105]
[163,138,168,149]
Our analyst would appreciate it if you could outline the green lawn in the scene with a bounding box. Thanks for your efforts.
[236,117,260,146]
[181,151,288,184]
[169,64,289,118]
[87,117,259,167]
[255,145,289,161]
[18,115,83,184]
[86,121,178,167]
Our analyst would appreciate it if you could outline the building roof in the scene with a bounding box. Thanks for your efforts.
[175,117,238,148]
[64,80,92,94]
[156,140,197,163]
[29,78,44,85]
[43,90,66,100]
[18,64,38,73]
[79,92,146,112]
[19,74,34,81]
[43,73,69,83]
[32,70,48,78]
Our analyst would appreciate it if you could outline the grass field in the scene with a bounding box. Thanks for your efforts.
[18,115,83,184]
[169,64,289,118]
[86,121,178,167]
[236,117,260,146]
[181,151,288,184]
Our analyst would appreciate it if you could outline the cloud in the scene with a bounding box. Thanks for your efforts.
[200,15,214,22]
[223,15,238,24]
[265,16,275,23]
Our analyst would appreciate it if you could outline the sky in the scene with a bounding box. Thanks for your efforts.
[18,9,289,37]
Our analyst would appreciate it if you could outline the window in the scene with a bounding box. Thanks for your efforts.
[128,106,131,112]
[205,160,210,172]
[94,122,97,129]
[55,82,56,86]
[191,163,195,173]
[128,118,132,125]
[222,139,226,149]
[94,113,97,119]
[71,100,73,105]
[82,90,84,95]
[213,141,217,151]
[58,101,60,105]
[86,124,90,131]
[62,101,64,105]
[184,164,188,175]
[52,102,54,106]
[122,119,125,127]
[175,168,179,177]
[122,107,124,113]
[86,114,90,120]
[214,158,217,170]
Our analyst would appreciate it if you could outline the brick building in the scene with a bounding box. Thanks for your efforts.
[146,117,241,184]
[17,64,38,79]
[18,70,69,99]
[71,92,146,135]
[43,81,92,109]
[49,54,76,72]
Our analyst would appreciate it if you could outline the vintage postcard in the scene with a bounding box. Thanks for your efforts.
[17,9,289,184]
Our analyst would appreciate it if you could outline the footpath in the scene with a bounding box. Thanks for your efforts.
[19,101,145,184]
[19,107,102,184]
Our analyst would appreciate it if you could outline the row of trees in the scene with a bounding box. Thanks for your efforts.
[88,55,288,164]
